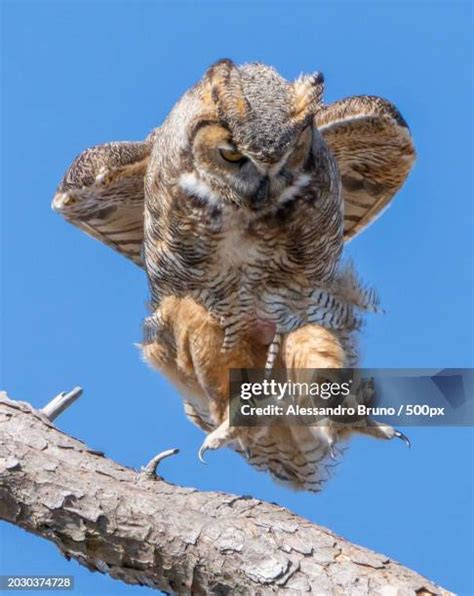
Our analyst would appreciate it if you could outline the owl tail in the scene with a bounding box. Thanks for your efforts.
[233,425,342,492]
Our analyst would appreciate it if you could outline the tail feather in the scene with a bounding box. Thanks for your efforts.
[233,425,345,492]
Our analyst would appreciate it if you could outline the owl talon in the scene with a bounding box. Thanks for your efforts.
[394,429,411,448]
[197,420,235,463]
[362,418,411,446]
[198,445,208,464]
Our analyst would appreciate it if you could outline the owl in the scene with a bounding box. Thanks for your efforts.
[52,60,415,490]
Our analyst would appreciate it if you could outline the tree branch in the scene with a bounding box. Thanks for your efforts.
[40,386,83,421]
[0,393,450,595]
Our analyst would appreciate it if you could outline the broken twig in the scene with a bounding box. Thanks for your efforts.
[41,386,83,421]
[141,448,180,478]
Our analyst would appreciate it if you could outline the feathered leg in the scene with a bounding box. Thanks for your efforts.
[281,324,346,456]
[142,296,270,460]
[282,323,346,369]
[280,325,409,447]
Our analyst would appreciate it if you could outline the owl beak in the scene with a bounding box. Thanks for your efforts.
[250,176,270,207]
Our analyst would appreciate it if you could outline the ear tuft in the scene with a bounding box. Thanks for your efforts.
[313,71,325,86]
[293,72,325,119]
[205,58,235,82]
[204,58,248,120]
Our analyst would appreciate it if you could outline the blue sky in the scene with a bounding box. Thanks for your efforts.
[1,1,473,594]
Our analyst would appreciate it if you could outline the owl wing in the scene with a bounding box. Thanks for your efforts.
[316,95,416,240]
[51,131,158,267]
[53,96,415,262]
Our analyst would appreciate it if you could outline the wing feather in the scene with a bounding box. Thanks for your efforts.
[316,95,416,240]
[51,134,157,267]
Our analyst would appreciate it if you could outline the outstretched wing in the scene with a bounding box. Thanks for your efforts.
[316,95,416,240]
[52,95,415,264]
[51,132,157,266]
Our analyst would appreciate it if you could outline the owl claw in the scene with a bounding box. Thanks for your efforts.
[394,430,411,448]
[198,444,208,464]
[363,419,411,446]
[198,421,235,463]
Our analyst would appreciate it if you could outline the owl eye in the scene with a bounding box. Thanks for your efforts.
[219,147,247,164]
[63,195,77,206]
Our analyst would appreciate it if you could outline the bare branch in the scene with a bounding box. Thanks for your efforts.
[41,387,83,421]
[0,394,451,595]
[141,448,180,478]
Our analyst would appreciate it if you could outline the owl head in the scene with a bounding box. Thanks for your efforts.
[53,59,415,256]
[167,59,329,211]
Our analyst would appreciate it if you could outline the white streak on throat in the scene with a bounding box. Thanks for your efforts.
[179,172,220,206]
[276,173,312,204]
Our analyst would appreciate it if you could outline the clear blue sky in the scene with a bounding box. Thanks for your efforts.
[1,1,473,594]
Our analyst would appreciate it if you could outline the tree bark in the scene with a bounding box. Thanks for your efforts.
[0,394,450,595]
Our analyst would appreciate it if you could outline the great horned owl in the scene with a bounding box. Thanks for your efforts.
[52,60,415,490]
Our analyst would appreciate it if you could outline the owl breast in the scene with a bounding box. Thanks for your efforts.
[144,156,343,351]
[216,209,261,268]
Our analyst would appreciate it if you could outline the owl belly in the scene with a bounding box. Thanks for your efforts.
[202,219,315,351]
